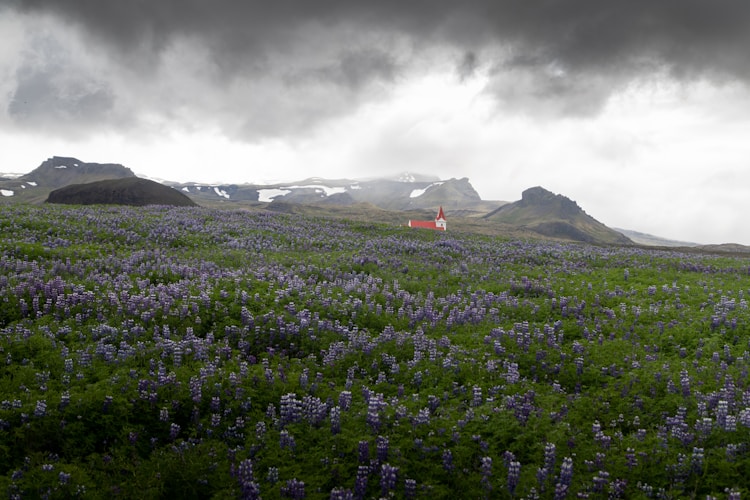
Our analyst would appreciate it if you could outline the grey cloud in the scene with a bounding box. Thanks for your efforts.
[285,49,399,90]
[16,1,750,76]
[6,32,116,133]
[456,52,478,81]
[9,1,750,133]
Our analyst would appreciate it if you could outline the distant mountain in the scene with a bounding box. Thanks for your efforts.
[695,243,750,253]
[0,157,678,246]
[21,156,135,188]
[614,228,699,247]
[0,156,137,203]
[483,186,633,245]
[46,178,197,207]
[172,176,491,213]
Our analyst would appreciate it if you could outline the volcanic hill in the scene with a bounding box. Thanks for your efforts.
[46,178,197,207]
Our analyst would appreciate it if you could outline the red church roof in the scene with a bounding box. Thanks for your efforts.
[436,206,445,221]
[408,206,447,231]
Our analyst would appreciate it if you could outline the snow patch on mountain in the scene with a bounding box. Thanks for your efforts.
[213,187,230,199]
[1,189,14,197]
[410,182,444,198]
[290,185,346,196]
[258,189,291,202]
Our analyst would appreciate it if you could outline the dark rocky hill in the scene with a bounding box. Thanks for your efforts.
[21,156,136,188]
[483,186,632,245]
[46,178,197,207]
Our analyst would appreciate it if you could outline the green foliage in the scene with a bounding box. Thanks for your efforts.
[1,205,750,498]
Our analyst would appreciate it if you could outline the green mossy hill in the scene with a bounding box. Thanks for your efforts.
[46,177,197,207]
[484,186,632,245]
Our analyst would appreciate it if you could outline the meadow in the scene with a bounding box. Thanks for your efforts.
[1,204,749,499]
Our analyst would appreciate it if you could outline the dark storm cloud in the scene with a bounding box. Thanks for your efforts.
[16,1,750,74]
[9,0,750,127]
[6,30,116,132]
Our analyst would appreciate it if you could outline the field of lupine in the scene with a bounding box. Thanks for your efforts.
[1,204,750,499]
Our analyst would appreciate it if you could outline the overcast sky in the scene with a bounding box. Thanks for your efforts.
[3,1,750,244]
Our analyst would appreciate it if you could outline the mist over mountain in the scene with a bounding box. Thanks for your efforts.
[172,175,487,212]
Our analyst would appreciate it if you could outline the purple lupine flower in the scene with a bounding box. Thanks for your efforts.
[366,393,385,434]
[33,400,47,418]
[280,393,302,427]
[404,478,417,499]
[625,448,638,469]
[480,456,492,494]
[330,406,341,435]
[715,400,731,431]
[414,407,431,426]
[211,413,221,427]
[338,391,352,411]
[592,470,609,492]
[376,435,389,463]
[58,471,71,485]
[507,460,521,496]
[442,449,454,472]
[610,478,627,498]
[358,440,369,464]
[680,369,691,397]
[330,487,354,500]
[472,385,483,407]
[302,395,327,426]
[691,447,704,474]
[189,376,202,403]
[380,464,398,497]
[553,483,569,500]
[280,429,296,450]
[281,478,305,499]
[574,357,584,375]
[266,467,279,484]
[354,466,369,500]
[237,459,261,499]
[557,456,573,488]
[255,421,267,440]
[544,442,556,475]
[726,488,741,500]
[169,423,180,440]
[59,391,70,410]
